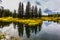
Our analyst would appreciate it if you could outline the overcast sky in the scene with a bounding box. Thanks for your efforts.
[0,0,60,15]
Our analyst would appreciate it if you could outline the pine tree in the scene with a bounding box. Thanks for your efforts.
[18,2,22,18]
[34,6,38,18]
[4,9,11,17]
[21,3,24,18]
[39,8,42,18]
[13,10,16,18]
[1,6,4,17]
[25,1,31,18]
[18,2,24,18]
[0,9,1,16]
[31,6,34,18]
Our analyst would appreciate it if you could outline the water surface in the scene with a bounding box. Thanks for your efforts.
[0,21,60,40]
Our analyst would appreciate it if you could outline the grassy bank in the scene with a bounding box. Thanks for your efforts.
[0,17,60,26]
[0,17,42,26]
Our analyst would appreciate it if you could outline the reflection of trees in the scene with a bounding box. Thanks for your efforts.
[13,22,17,29]
[17,23,24,36]
[53,20,60,24]
[25,22,42,38]
[38,23,42,32]
[25,24,30,38]
[30,25,38,34]
[0,21,11,28]
[35,26,37,34]
[48,20,60,24]
[17,22,42,38]
[30,26,35,33]
[30,23,42,35]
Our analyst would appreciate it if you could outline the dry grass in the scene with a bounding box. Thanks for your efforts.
[0,17,42,26]
[0,17,60,26]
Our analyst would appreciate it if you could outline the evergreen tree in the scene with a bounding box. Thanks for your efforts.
[31,6,34,18]
[18,2,22,18]
[18,2,24,18]
[13,10,16,18]
[34,6,38,18]
[1,6,4,17]
[0,9,2,17]
[39,8,42,18]
[4,9,11,17]
[25,1,31,18]
[21,3,24,18]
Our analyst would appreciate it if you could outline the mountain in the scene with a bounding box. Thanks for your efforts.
[44,8,55,14]
[44,8,60,15]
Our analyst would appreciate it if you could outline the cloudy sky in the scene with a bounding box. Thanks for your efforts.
[0,0,60,15]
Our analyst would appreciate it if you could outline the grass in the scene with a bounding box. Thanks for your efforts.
[0,17,42,26]
[0,16,60,26]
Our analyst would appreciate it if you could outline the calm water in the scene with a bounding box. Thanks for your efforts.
[0,21,60,40]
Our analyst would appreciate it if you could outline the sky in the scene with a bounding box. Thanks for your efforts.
[0,0,60,15]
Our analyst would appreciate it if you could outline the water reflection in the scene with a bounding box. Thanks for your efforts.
[25,24,30,38]
[16,22,42,38]
[13,22,17,29]
[39,21,60,40]
[0,21,60,40]
[17,23,24,37]
[0,21,11,28]
[48,20,60,24]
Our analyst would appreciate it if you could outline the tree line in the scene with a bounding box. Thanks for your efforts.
[48,13,60,17]
[0,1,42,18]
[0,6,12,17]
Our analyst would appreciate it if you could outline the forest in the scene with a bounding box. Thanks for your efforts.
[0,2,42,18]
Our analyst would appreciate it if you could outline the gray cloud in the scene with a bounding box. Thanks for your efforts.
[35,1,41,5]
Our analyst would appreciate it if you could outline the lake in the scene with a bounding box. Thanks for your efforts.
[0,21,60,40]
